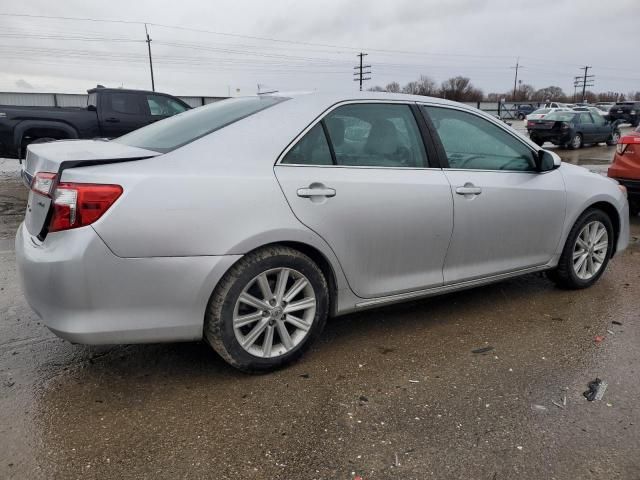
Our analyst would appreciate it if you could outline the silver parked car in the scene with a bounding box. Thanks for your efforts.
[16,92,630,371]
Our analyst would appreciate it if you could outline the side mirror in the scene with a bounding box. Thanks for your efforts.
[87,104,97,112]
[536,150,561,172]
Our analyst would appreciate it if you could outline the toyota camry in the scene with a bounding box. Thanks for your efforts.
[16,92,630,372]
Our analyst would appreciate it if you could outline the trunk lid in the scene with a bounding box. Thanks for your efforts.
[22,139,159,238]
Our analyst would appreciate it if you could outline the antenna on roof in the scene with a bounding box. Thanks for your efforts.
[257,83,279,95]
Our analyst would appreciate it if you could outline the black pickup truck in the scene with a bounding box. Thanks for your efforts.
[608,101,640,127]
[0,87,191,159]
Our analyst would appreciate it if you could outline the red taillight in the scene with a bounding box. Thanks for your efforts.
[527,120,534,128]
[49,183,123,232]
[616,135,640,155]
[31,172,57,196]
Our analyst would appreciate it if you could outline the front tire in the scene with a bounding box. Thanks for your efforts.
[530,135,544,146]
[549,209,614,289]
[204,246,329,372]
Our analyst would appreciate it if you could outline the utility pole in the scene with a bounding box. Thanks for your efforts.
[353,52,371,91]
[510,57,523,101]
[578,66,594,103]
[144,23,155,92]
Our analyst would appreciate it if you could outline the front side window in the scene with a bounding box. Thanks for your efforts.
[423,106,536,172]
[592,112,606,126]
[115,96,287,153]
[146,95,188,116]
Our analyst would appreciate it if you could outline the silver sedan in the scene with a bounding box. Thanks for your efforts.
[16,92,630,371]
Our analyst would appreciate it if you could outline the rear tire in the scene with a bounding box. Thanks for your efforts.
[568,133,583,150]
[204,246,329,372]
[549,208,614,289]
[517,113,525,120]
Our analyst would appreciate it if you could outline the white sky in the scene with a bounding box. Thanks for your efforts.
[0,0,638,97]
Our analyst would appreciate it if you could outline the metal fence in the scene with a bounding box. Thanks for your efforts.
[0,92,541,119]
[0,91,227,108]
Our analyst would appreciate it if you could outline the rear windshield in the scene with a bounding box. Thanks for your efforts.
[114,96,288,153]
[544,112,577,122]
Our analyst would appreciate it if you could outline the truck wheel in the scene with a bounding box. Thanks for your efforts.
[568,133,583,150]
[204,245,329,372]
[517,113,525,120]
[548,208,613,289]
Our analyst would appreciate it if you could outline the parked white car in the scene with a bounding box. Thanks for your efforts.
[525,107,570,121]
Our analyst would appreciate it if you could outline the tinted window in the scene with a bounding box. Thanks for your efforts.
[146,94,188,116]
[592,112,606,126]
[579,113,594,124]
[282,123,332,165]
[323,103,428,168]
[424,106,535,172]
[114,96,287,153]
[109,93,142,115]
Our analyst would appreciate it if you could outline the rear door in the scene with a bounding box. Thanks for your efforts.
[578,112,597,143]
[590,111,611,141]
[98,92,150,137]
[420,104,566,284]
[275,102,453,298]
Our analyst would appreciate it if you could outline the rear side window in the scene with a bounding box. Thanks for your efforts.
[579,113,594,124]
[282,103,428,168]
[423,106,535,172]
[114,96,287,153]
[282,123,333,165]
[108,93,142,115]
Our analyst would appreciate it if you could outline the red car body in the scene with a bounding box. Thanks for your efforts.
[608,127,640,215]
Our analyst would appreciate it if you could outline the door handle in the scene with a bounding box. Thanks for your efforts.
[297,185,336,198]
[105,117,120,123]
[455,184,482,195]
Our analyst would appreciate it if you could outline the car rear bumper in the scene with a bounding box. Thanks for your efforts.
[528,131,572,145]
[15,223,241,344]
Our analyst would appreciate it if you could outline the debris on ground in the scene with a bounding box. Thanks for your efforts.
[531,404,547,412]
[607,329,615,335]
[408,380,419,383]
[583,378,608,401]
[594,335,605,345]
[3,380,15,388]
[471,346,494,354]
[299,373,310,379]
[359,395,368,402]
[551,400,565,409]
[612,320,623,326]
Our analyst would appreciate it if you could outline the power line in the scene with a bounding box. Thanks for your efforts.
[510,57,523,99]
[578,66,595,102]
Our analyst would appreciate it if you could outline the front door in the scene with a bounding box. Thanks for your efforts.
[275,102,454,298]
[99,92,150,137]
[421,105,566,284]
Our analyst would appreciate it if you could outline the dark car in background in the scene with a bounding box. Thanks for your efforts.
[608,101,640,127]
[0,87,191,159]
[515,103,536,120]
[528,111,621,149]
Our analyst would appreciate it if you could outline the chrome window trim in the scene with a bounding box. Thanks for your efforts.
[275,99,435,169]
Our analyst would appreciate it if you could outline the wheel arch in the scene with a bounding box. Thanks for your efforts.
[587,201,621,255]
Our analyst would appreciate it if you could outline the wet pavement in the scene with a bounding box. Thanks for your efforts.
[1,132,640,479]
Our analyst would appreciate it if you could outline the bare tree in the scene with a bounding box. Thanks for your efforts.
[440,76,483,101]
[402,81,420,95]
[385,81,401,93]
[368,85,386,92]
[415,75,438,96]
[533,86,567,102]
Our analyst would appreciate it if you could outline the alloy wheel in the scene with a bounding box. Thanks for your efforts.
[572,134,582,149]
[233,267,316,358]
[572,221,609,280]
